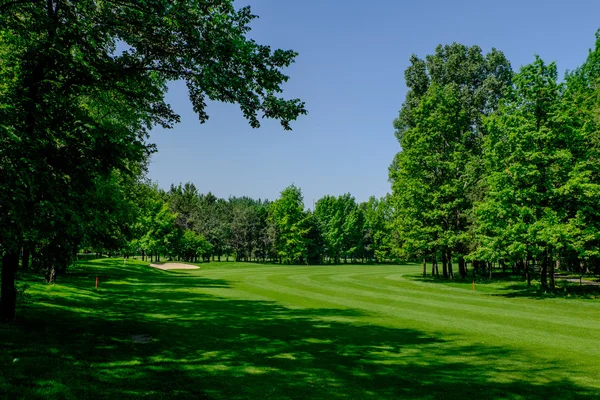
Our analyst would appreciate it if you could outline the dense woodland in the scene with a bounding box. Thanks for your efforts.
[2,0,600,324]
[81,182,393,266]
[389,35,600,288]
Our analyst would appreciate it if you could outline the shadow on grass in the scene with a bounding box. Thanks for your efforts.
[410,273,600,301]
[494,282,600,300]
[1,261,596,399]
[413,272,535,284]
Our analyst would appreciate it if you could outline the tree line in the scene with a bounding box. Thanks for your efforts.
[106,182,394,266]
[389,32,600,289]
[3,0,600,324]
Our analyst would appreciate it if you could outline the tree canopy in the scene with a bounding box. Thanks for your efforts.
[389,43,512,278]
[0,0,306,322]
[390,32,600,287]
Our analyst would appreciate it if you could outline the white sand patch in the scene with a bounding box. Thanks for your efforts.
[150,263,200,270]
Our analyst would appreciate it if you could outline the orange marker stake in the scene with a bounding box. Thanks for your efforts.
[472,281,475,291]
[95,276,99,289]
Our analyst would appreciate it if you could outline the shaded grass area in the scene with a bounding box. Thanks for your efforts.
[1,259,599,399]
[412,272,600,299]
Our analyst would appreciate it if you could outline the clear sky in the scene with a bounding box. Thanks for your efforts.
[147,0,600,206]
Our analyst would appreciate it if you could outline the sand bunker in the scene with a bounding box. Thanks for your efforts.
[150,263,200,270]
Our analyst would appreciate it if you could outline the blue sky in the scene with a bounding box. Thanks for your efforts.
[148,0,600,206]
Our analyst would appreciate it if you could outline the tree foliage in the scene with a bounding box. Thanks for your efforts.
[391,32,600,287]
[0,0,306,322]
[390,43,512,277]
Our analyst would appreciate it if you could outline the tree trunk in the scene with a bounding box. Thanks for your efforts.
[447,250,454,279]
[22,247,30,271]
[431,256,436,277]
[517,259,523,275]
[142,250,145,262]
[45,265,57,284]
[541,254,548,290]
[423,258,426,277]
[442,251,448,278]
[1,250,19,323]
[488,261,492,280]
[549,257,556,290]
[458,256,466,279]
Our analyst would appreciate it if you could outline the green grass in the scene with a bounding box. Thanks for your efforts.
[2,259,600,399]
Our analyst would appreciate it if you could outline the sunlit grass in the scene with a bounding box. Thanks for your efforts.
[1,258,599,399]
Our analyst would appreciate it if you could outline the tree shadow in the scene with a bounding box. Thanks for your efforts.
[412,273,529,285]
[495,283,600,300]
[410,273,600,301]
[1,264,597,399]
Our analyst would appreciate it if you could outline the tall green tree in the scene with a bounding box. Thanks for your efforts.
[269,185,311,264]
[314,195,343,263]
[559,33,600,275]
[314,193,364,263]
[477,37,600,286]
[361,196,393,263]
[476,57,563,288]
[0,0,306,322]
[339,194,363,263]
[167,183,201,232]
[389,43,512,278]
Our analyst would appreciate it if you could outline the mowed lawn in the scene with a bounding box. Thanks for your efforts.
[2,259,600,399]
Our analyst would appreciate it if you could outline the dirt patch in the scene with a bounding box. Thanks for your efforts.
[150,263,200,270]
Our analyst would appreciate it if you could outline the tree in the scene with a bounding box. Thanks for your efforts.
[0,0,306,322]
[314,196,343,263]
[229,197,259,261]
[476,57,563,287]
[211,198,233,262]
[339,194,363,263]
[132,185,177,263]
[558,33,600,275]
[305,211,325,265]
[389,43,512,278]
[477,41,600,287]
[269,185,311,264]
[167,183,201,232]
[178,230,212,263]
[361,196,393,263]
